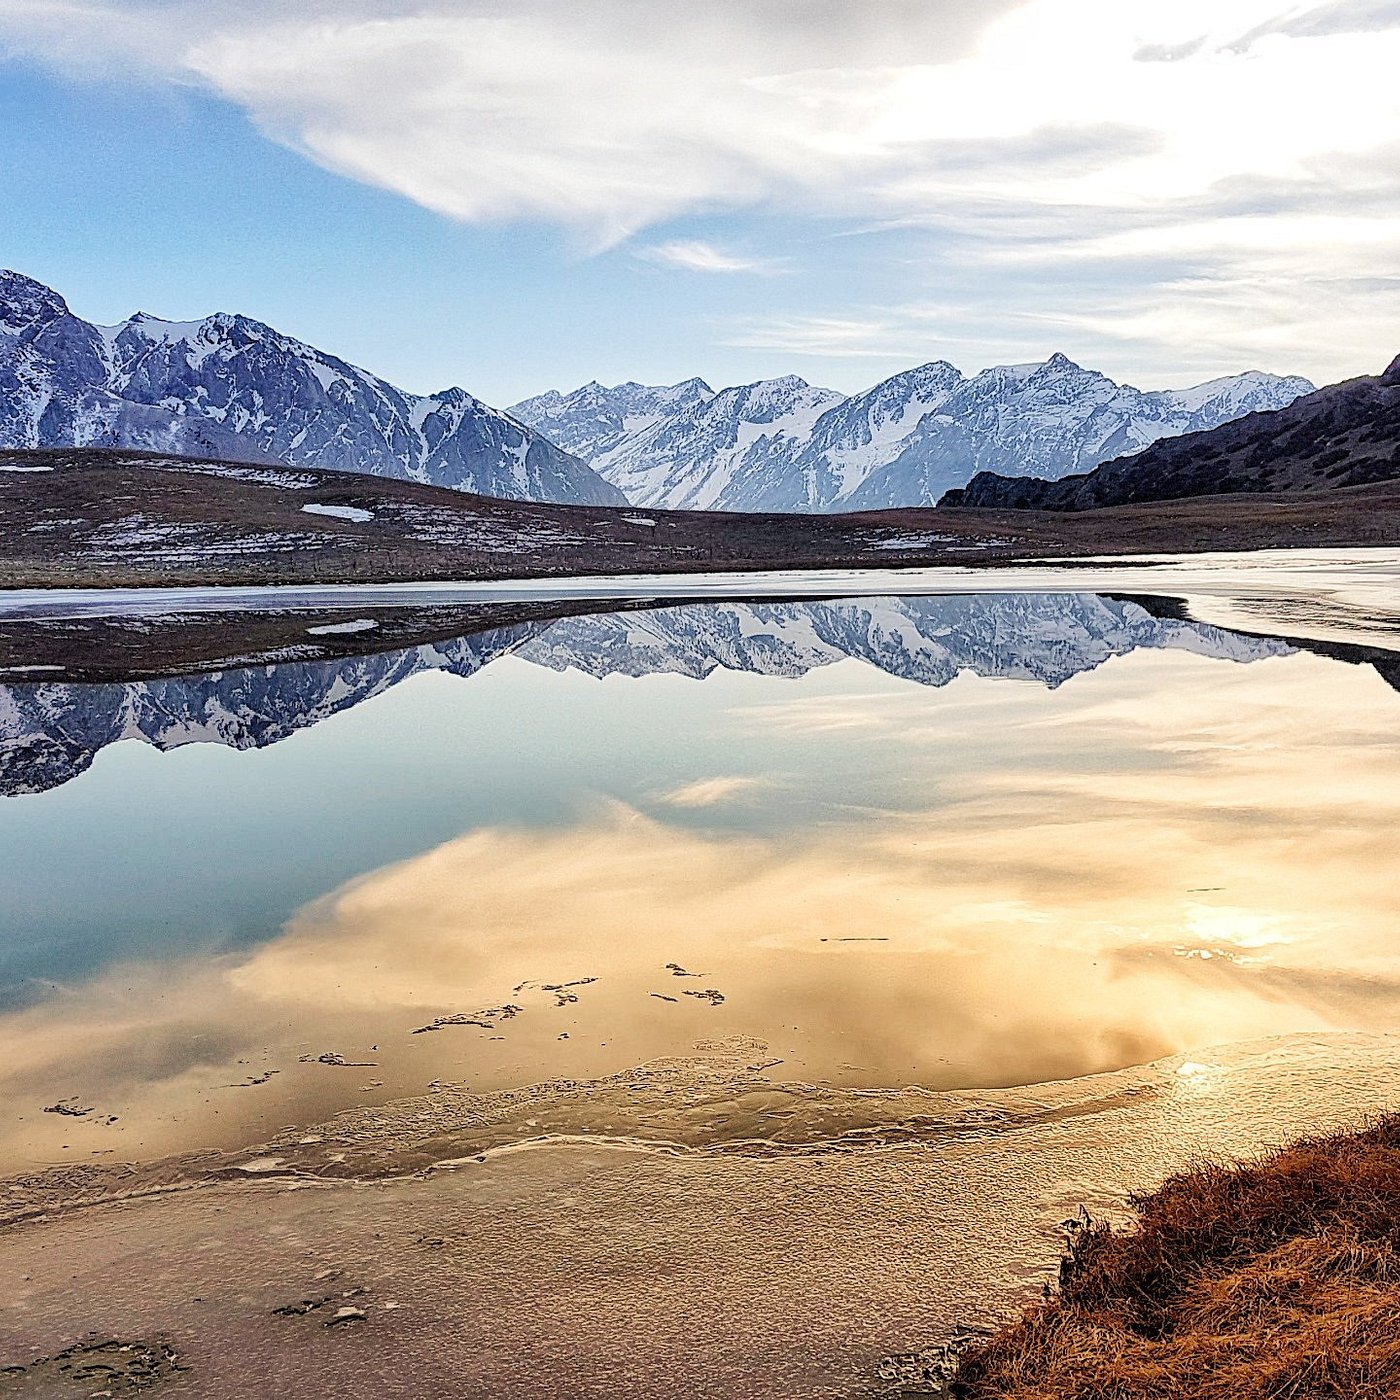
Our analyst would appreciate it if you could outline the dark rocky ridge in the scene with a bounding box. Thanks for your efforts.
[942,355,1400,511]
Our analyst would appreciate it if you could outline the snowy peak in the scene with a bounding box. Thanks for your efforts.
[0,269,71,331]
[508,376,717,469]
[0,271,623,506]
[1159,371,1316,417]
[509,372,844,510]
[426,385,486,412]
[705,374,842,431]
[903,359,965,389]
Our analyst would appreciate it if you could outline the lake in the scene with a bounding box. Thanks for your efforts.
[2,552,1399,1397]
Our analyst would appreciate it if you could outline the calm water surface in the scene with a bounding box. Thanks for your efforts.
[2,571,1398,1176]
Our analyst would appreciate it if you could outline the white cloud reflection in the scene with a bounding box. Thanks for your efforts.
[659,775,772,807]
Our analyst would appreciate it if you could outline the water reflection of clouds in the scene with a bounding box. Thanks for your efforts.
[658,775,775,808]
[2,640,1397,1170]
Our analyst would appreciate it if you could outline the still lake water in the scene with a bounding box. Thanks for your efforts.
[2,567,1399,1171]
[2,551,1400,1394]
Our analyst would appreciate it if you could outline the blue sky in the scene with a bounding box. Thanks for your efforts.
[2,0,1398,407]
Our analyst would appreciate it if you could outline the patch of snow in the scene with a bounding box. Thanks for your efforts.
[302,503,374,523]
[306,618,379,636]
[621,514,657,527]
[119,314,226,370]
[0,463,54,472]
[92,321,122,366]
[173,462,321,489]
[866,533,956,550]
[93,515,186,545]
[983,360,1047,383]
[125,314,208,344]
[307,358,347,393]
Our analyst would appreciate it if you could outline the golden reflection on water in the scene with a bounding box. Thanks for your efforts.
[4,648,1399,1171]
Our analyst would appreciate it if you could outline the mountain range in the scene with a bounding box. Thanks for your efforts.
[0,594,1291,796]
[2,269,1316,514]
[943,354,1400,511]
[511,357,1314,512]
[0,270,623,506]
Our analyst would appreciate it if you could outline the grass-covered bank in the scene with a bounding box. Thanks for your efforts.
[950,1115,1400,1399]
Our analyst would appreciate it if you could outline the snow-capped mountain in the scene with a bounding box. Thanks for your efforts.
[516,374,845,509]
[946,352,1400,511]
[0,270,623,506]
[512,355,1313,512]
[1,594,1290,796]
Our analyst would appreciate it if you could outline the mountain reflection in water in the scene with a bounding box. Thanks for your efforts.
[0,591,1397,1176]
[1,593,1292,795]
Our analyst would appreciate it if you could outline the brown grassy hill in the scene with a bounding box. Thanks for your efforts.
[4,446,1400,589]
[950,1115,1400,1400]
[943,355,1400,512]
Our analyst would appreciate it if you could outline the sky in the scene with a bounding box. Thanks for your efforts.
[0,0,1397,406]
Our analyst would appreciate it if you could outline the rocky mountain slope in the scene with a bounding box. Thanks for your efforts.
[942,356,1400,511]
[0,270,622,506]
[0,595,1291,795]
[512,357,1313,512]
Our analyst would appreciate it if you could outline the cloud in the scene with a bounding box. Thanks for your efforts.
[1,0,1398,378]
[0,0,1019,246]
[1230,0,1400,48]
[727,136,1400,384]
[5,0,1392,242]
[639,241,781,275]
[1133,36,1208,62]
[725,315,906,359]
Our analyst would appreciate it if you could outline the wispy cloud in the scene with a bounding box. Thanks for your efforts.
[638,240,782,275]
[725,316,902,358]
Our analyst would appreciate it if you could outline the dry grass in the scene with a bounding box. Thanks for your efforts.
[951,1116,1400,1399]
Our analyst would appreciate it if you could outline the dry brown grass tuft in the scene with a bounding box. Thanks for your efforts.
[951,1115,1400,1399]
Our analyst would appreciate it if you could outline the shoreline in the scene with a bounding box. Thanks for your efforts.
[1,549,1395,687]
[4,541,1400,609]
